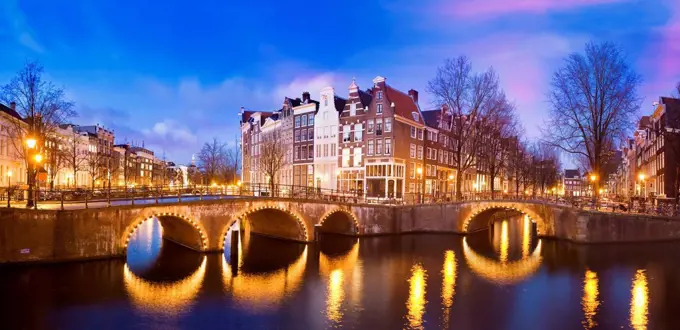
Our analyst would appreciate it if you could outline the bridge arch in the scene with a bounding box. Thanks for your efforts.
[220,205,309,249]
[122,212,209,253]
[318,209,359,235]
[463,203,547,235]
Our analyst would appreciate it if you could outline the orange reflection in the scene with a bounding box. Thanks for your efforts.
[441,250,457,328]
[221,243,308,311]
[522,215,531,258]
[406,263,427,330]
[582,270,599,329]
[500,220,509,263]
[462,237,542,285]
[123,256,207,314]
[630,269,649,330]
[319,241,361,325]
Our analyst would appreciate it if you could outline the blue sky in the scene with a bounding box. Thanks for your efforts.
[1,0,678,164]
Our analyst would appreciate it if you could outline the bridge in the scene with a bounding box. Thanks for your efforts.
[2,197,680,263]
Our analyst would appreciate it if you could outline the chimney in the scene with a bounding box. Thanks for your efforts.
[408,89,419,103]
[9,102,16,111]
[302,91,310,103]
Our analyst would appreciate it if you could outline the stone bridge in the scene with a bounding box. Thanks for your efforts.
[3,198,680,263]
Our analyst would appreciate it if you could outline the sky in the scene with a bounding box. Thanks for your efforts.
[0,0,678,165]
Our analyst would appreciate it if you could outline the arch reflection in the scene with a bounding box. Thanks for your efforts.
[406,263,427,330]
[462,237,542,285]
[630,269,649,330]
[441,250,457,329]
[123,256,207,314]
[221,235,308,312]
[582,270,599,329]
[319,239,361,325]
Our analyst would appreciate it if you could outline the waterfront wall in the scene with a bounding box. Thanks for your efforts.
[2,199,680,264]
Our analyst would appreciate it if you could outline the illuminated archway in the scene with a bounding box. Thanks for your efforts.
[463,203,546,235]
[122,213,208,252]
[220,205,309,249]
[123,256,207,313]
[318,209,359,235]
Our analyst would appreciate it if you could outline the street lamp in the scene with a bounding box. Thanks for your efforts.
[416,167,423,204]
[26,137,41,209]
[638,173,646,208]
[6,170,12,208]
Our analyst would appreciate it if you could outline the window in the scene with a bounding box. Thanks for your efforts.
[323,126,329,138]
[343,125,351,142]
[376,119,383,136]
[295,116,300,128]
[317,146,321,158]
[411,126,416,138]
[368,140,374,155]
[377,91,383,100]
[331,143,336,156]
[294,146,299,160]
[409,183,415,193]
[302,115,308,127]
[295,130,301,142]
[324,144,329,157]
[417,129,423,140]
[350,103,357,116]
[309,114,314,126]
[331,125,337,137]
[367,120,374,134]
[323,112,328,120]
[385,138,392,155]
[417,146,423,159]
[385,118,392,132]
[377,104,383,114]
[308,145,314,159]
[411,112,420,122]
[301,129,307,141]
[444,151,448,165]
[324,98,328,106]
[354,148,362,167]
[342,148,350,167]
[410,162,416,178]
[377,139,383,154]
[410,144,416,158]
[355,123,363,141]
[426,165,432,176]
[308,128,314,140]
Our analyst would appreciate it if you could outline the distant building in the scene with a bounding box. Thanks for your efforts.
[564,169,582,197]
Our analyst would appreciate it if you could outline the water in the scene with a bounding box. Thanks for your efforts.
[2,216,680,329]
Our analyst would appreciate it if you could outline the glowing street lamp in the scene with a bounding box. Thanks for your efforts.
[26,137,37,149]
[34,154,43,163]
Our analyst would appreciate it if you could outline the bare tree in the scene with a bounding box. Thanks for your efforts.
[0,61,75,203]
[543,42,642,198]
[197,138,227,183]
[85,148,106,189]
[427,56,505,199]
[477,94,518,199]
[63,130,87,187]
[507,136,528,197]
[223,134,241,184]
[675,81,680,98]
[258,130,287,196]
[44,135,67,189]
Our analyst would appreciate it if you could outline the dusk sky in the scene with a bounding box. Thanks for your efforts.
[1,0,678,164]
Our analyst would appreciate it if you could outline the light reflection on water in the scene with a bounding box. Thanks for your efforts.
[1,215,669,329]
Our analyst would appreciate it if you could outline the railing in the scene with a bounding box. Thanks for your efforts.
[1,182,630,211]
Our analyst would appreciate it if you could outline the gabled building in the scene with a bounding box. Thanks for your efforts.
[313,86,345,191]
[292,92,319,189]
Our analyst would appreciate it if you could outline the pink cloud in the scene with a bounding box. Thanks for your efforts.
[641,0,680,100]
[446,0,628,18]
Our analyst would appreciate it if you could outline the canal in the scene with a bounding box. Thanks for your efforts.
[2,215,680,329]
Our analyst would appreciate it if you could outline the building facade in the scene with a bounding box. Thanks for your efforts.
[313,87,345,191]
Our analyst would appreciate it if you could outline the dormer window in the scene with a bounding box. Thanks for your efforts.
[411,112,420,122]
[377,91,383,100]
[377,104,383,114]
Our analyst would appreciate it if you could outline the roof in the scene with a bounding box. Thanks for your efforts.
[384,84,422,124]
[241,110,256,123]
[420,109,441,128]
[0,103,24,121]
[334,96,347,112]
[638,116,650,129]
[564,169,580,179]
[661,97,680,106]
[358,89,372,108]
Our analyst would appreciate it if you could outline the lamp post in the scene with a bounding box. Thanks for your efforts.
[473,182,478,200]
[590,174,598,209]
[447,174,454,201]
[416,167,423,204]
[638,173,646,210]
[6,170,12,208]
[25,136,40,209]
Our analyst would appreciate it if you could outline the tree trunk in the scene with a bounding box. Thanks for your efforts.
[490,172,496,199]
[455,169,463,200]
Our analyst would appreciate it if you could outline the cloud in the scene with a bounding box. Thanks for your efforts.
[0,1,45,53]
[641,0,680,99]
[273,73,339,101]
[141,119,198,150]
[440,0,630,19]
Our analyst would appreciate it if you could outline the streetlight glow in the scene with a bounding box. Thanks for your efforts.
[638,173,645,181]
[7,170,12,178]
[26,138,37,149]
[448,174,453,180]
[34,154,43,163]
[590,174,597,182]
[416,167,422,175]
